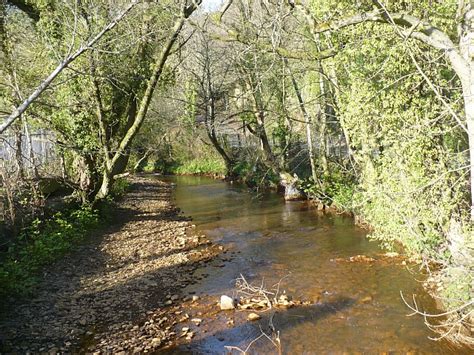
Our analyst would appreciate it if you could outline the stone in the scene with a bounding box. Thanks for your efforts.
[171,295,179,301]
[220,295,235,310]
[247,313,261,321]
[151,338,161,347]
[191,318,202,326]
[192,295,200,302]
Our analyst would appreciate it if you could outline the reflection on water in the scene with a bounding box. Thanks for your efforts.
[162,175,470,354]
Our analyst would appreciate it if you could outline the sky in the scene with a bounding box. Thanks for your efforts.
[202,0,224,11]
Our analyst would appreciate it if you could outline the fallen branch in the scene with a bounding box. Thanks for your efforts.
[400,291,474,346]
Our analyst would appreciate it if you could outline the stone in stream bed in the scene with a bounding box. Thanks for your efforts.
[220,295,235,310]
[191,318,202,326]
[247,313,261,321]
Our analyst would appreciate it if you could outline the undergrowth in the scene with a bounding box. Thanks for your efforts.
[0,206,99,299]
[301,167,356,211]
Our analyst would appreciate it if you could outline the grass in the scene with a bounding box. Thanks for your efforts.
[173,158,226,175]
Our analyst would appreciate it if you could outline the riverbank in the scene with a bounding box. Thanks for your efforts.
[0,176,221,353]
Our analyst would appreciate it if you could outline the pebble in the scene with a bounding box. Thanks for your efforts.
[191,318,202,326]
[247,313,261,321]
[220,295,235,310]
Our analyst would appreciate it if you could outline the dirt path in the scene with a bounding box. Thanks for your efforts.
[0,176,220,353]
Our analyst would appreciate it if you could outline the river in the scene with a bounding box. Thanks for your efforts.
[162,175,469,354]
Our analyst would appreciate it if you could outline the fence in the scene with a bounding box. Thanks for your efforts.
[0,129,61,176]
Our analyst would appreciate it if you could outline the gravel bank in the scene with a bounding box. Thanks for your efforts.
[0,176,220,353]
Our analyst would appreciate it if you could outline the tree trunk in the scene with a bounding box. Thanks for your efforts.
[22,117,38,178]
[94,2,200,202]
[252,111,280,174]
[285,58,317,182]
[14,127,25,180]
[205,98,234,175]
[462,77,474,219]
[459,2,474,220]
[317,61,329,176]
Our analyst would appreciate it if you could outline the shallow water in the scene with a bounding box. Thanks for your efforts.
[162,175,470,354]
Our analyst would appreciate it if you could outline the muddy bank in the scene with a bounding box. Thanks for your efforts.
[0,176,221,353]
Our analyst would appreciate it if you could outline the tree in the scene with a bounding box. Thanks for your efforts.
[0,1,138,134]
[94,0,202,200]
[297,0,474,219]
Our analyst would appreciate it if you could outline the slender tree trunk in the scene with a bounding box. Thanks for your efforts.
[459,2,474,220]
[305,114,318,182]
[205,97,234,174]
[285,58,317,182]
[22,117,38,178]
[327,63,360,172]
[14,126,25,180]
[60,149,67,180]
[317,61,329,176]
[255,112,278,171]
[94,2,200,201]
[462,76,474,219]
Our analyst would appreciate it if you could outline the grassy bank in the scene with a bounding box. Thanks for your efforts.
[141,156,227,177]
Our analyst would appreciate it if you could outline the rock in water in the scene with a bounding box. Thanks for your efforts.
[247,313,261,321]
[220,295,235,310]
[280,173,304,201]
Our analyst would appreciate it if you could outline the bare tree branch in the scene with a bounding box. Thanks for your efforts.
[0,1,139,134]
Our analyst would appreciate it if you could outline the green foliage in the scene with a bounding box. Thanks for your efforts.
[171,157,226,176]
[0,207,99,298]
[232,158,279,188]
[437,266,474,309]
[301,168,355,210]
[110,178,130,198]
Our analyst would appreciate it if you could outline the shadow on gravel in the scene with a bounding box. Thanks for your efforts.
[0,180,206,353]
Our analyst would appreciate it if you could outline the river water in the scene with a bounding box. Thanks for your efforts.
[162,175,469,354]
